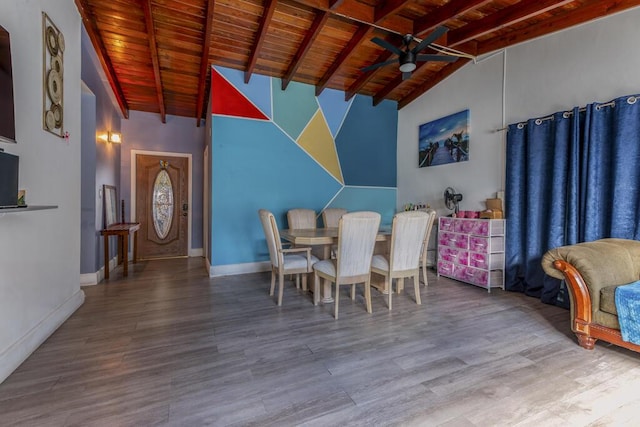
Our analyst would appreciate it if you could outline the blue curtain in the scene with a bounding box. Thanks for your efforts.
[505,94,640,305]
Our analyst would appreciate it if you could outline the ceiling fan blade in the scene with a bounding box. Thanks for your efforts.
[416,54,458,63]
[412,26,449,54]
[402,72,412,80]
[371,37,403,56]
[360,59,397,72]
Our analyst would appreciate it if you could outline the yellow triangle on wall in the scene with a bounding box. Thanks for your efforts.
[297,110,343,184]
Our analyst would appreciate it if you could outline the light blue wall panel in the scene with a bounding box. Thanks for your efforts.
[212,116,342,265]
[329,186,397,226]
[336,95,398,187]
[317,88,353,137]
[214,66,272,119]
[272,79,318,140]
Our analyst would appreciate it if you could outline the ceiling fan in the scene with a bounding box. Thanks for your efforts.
[362,26,458,80]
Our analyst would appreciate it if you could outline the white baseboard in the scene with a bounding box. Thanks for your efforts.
[0,289,85,384]
[80,256,118,286]
[189,248,203,257]
[209,261,271,277]
[80,272,97,286]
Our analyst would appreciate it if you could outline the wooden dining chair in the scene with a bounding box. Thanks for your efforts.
[371,211,430,309]
[419,209,437,286]
[258,209,319,306]
[321,208,347,228]
[287,208,317,230]
[313,211,381,319]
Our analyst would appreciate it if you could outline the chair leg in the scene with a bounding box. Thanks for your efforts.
[313,273,320,305]
[270,269,276,296]
[334,283,340,319]
[414,274,421,305]
[398,277,405,293]
[422,264,429,286]
[387,276,392,310]
[302,274,308,292]
[365,279,372,314]
[296,274,300,289]
[278,272,285,306]
[350,284,356,300]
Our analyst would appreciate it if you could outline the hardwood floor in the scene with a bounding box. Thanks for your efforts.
[1,258,640,426]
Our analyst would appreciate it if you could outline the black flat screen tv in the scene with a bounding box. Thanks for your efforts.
[0,151,18,208]
[0,24,16,144]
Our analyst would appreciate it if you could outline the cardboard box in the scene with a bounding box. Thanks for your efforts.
[481,198,503,219]
[486,198,503,211]
[480,210,503,219]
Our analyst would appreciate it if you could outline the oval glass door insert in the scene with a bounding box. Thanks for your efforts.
[152,169,174,239]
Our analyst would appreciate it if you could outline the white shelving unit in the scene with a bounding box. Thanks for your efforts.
[436,217,505,292]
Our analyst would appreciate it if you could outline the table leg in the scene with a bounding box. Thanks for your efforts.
[123,232,129,277]
[133,229,138,263]
[103,234,110,280]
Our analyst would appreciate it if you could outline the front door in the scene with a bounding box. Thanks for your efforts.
[136,154,189,259]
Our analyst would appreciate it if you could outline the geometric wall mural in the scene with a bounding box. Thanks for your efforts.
[210,66,398,266]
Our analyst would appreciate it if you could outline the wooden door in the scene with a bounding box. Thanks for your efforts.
[136,154,189,259]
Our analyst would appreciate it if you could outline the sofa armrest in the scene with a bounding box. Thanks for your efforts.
[548,259,593,333]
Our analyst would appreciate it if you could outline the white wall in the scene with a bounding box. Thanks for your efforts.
[398,6,640,216]
[0,0,83,383]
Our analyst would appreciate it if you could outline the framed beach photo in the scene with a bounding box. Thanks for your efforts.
[418,109,469,168]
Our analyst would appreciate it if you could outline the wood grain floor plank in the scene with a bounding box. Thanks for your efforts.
[1,259,639,426]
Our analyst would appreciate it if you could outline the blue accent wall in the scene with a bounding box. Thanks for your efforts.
[336,96,398,187]
[210,68,399,267]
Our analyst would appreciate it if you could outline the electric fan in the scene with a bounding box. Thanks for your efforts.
[444,187,463,214]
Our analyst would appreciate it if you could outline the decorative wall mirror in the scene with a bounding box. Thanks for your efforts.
[103,185,118,228]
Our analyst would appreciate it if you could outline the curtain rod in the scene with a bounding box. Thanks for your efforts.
[494,99,629,132]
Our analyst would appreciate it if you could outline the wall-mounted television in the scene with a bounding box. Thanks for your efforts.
[0,24,16,144]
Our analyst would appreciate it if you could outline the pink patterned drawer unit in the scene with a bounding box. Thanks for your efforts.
[437,217,505,292]
[437,260,455,277]
[438,247,469,265]
[439,217,455,231]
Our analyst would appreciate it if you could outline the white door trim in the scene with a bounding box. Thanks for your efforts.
[131,149,193,257]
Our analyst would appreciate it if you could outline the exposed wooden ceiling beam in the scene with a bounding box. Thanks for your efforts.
[142,0,166,123]
[245,0,278,84]
[414,0,493,36]
[281,10,330,90]
[477,0,640,55]
[344,49,393,101]
[397,58,471,109]
[315,25,371,96]
[75,0,129,119]
[195,0,216,125]
[374,0,410,23]
[447,0,575,46]
[289,0,414,35]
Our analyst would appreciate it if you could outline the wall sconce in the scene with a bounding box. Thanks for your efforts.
[108,131,122,143]
[98,131,122,144]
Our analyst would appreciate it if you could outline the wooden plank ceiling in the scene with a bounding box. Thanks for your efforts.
[76,0,640,123]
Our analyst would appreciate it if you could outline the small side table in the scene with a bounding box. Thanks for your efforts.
[100,222,140,280]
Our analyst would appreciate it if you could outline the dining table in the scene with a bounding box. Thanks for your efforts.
[279,226,392,303]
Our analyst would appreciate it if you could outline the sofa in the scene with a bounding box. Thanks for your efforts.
[542,238,640,352]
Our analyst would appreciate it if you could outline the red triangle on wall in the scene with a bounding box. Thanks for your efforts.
[211,69,269,120]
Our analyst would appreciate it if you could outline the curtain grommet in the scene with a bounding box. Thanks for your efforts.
[535,119,542,125]
[563,112,571,119]
[517,123,525,129]
[628,96,637,105]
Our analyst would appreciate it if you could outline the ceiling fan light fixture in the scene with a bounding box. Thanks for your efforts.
[399,62,416,72]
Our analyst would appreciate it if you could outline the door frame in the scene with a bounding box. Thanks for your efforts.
[130,149,193,257]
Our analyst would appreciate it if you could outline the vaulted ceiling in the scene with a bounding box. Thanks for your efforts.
[75,0,640,124]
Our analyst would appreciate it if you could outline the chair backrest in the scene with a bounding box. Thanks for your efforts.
[336,211,381,278]
[287,208,316,230]
[258,209,282,268]
[389,211,430,272]
[322,208,347,228]
[420,209,437,266]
